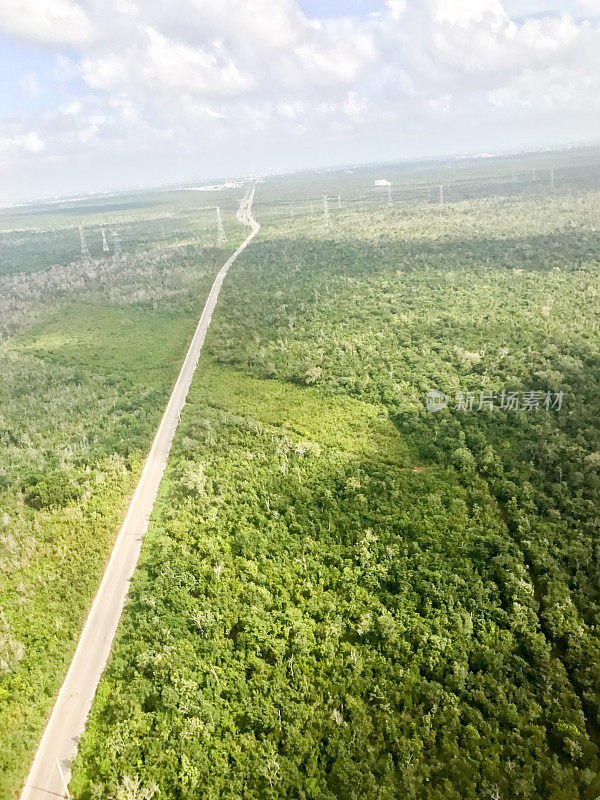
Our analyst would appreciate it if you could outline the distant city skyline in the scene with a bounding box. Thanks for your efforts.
[1,0,599,202]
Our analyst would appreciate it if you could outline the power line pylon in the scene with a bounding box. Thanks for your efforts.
[439,185,444,205]
[216,206,226,246]
[101,228,110,253]
[79,226,91,264]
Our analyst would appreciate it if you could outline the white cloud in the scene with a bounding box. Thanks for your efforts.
[430,0,506,25]
[17,131,45,153]
[386,0,407,21]
[59,101,83,115]
[0,131,45,165]
[379,0,600,106]
[0,0,92,44]
[81,26,254,101]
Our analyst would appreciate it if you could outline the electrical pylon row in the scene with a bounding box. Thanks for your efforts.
[78,226,121,264]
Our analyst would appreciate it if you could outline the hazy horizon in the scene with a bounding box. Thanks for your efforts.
[4,140,599,208]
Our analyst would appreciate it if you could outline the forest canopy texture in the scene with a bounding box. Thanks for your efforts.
[65,176,600,800]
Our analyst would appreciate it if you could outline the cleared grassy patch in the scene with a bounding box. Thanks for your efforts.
[12,303,194,389]
[190,357,409,465]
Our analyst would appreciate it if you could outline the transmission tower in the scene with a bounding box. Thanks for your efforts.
[550,169,555,190]
[216,207,226,246]
[322,195,330,226]
[337,194,341,209]
[160,220,166,239]
[101,228,110,253]
[79,226,91,264]
[387,183,392,206]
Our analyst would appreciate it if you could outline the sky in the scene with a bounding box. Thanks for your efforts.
[0,0,599,202]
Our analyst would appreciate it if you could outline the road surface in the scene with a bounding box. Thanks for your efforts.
[19,187,259,800]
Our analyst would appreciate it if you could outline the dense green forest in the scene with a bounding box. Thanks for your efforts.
[0,193,244,797]
[69,173,600,798]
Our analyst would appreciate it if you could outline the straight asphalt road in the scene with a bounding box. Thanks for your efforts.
[19,187,259,800]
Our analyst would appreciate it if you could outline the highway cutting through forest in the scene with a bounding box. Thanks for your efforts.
[19,186,259,800]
